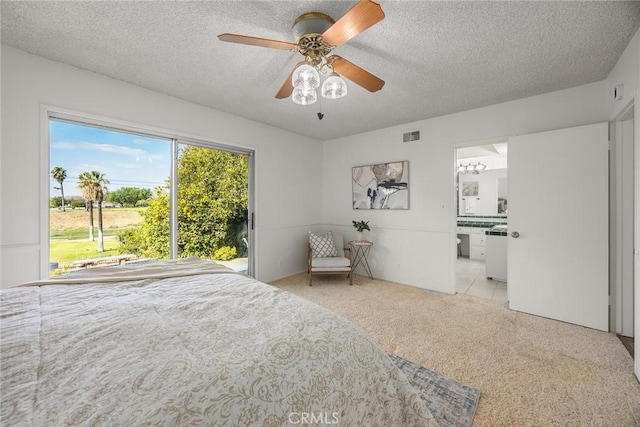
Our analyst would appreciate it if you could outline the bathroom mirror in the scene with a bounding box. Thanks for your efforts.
[497,177,508,214]
[457,169,507,216]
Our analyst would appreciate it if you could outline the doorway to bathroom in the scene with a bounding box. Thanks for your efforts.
[454,139,508,302]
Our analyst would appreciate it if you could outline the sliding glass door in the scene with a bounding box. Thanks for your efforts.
[176,142,250,274]
[48,115,253,277]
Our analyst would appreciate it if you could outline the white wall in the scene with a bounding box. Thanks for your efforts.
[0,47,323,287]
[322,82,608,293]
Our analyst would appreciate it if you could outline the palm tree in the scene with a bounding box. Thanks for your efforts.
[78,171,109,251]
[95,178,109,252]
[78,172,97,242]
[51,166,67,212]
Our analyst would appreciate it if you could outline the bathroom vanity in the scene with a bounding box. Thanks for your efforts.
[456,216,507,261]
[485,225,507,282]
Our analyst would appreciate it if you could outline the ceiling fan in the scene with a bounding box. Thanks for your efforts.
[218,0,385,104]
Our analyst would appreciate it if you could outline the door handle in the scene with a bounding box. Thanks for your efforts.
[511,231,520,238]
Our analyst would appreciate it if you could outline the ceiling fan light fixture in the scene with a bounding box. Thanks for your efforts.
[292,86,317,105]
[292,63,320,89]
[218,0,386,103]
[321,72,347,99]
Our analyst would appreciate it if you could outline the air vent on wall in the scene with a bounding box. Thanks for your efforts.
[403,130,420,142]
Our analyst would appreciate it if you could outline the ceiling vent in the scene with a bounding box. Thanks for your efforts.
[403,130,420,142]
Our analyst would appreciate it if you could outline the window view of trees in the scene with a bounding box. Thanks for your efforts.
[118,146,249,260]
[49,119,250,276]
[107,187,152,207]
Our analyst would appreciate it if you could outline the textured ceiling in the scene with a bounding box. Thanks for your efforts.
[2,1,639,141]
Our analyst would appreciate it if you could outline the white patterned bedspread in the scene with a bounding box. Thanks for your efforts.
[1,258,437,426]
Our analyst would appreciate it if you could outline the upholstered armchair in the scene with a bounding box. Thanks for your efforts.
[308,231,353,286]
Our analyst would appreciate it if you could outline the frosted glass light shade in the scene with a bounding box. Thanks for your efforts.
[457,162,487,174]
[292,64,320,89]
[292,86,317,105]
[321,72,348,99]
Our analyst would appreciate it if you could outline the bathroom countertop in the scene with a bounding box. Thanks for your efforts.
[457,216,507,231]
[457,221,500,228]
[485,224,508,236]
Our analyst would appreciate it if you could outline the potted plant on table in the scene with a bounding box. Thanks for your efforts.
[352,220,370,242]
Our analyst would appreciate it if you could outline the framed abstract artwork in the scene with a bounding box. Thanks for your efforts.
[352,161,409,209]
[462,181,479,197]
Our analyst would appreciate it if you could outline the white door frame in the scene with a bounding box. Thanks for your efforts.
[610,102,635,338]
[634,99,640,381]
[451,136,509,294]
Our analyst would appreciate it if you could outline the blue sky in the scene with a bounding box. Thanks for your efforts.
[50,120,171,198]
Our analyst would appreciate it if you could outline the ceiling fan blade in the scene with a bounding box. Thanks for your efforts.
[275,66,297,99]
[331,56,385,92]
[322,0,385,47]
[218,33,298,51]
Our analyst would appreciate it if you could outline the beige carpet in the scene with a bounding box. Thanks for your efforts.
[271,274,640,426]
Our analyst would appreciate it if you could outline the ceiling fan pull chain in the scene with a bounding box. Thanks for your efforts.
[317,97,324,120]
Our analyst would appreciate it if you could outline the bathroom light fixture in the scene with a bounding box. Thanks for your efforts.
[457,162,487,174]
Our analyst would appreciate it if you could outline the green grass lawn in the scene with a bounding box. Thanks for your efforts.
[50,239,121,265]
[50,228,124,240]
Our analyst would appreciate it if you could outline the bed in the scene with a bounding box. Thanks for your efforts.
[1,257,438,426]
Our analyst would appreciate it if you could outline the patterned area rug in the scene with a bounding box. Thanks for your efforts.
[389,352,480,427]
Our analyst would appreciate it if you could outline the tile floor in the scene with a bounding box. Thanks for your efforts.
[456,257,508,303]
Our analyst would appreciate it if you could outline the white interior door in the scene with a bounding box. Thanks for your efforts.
[508,123,609,331]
